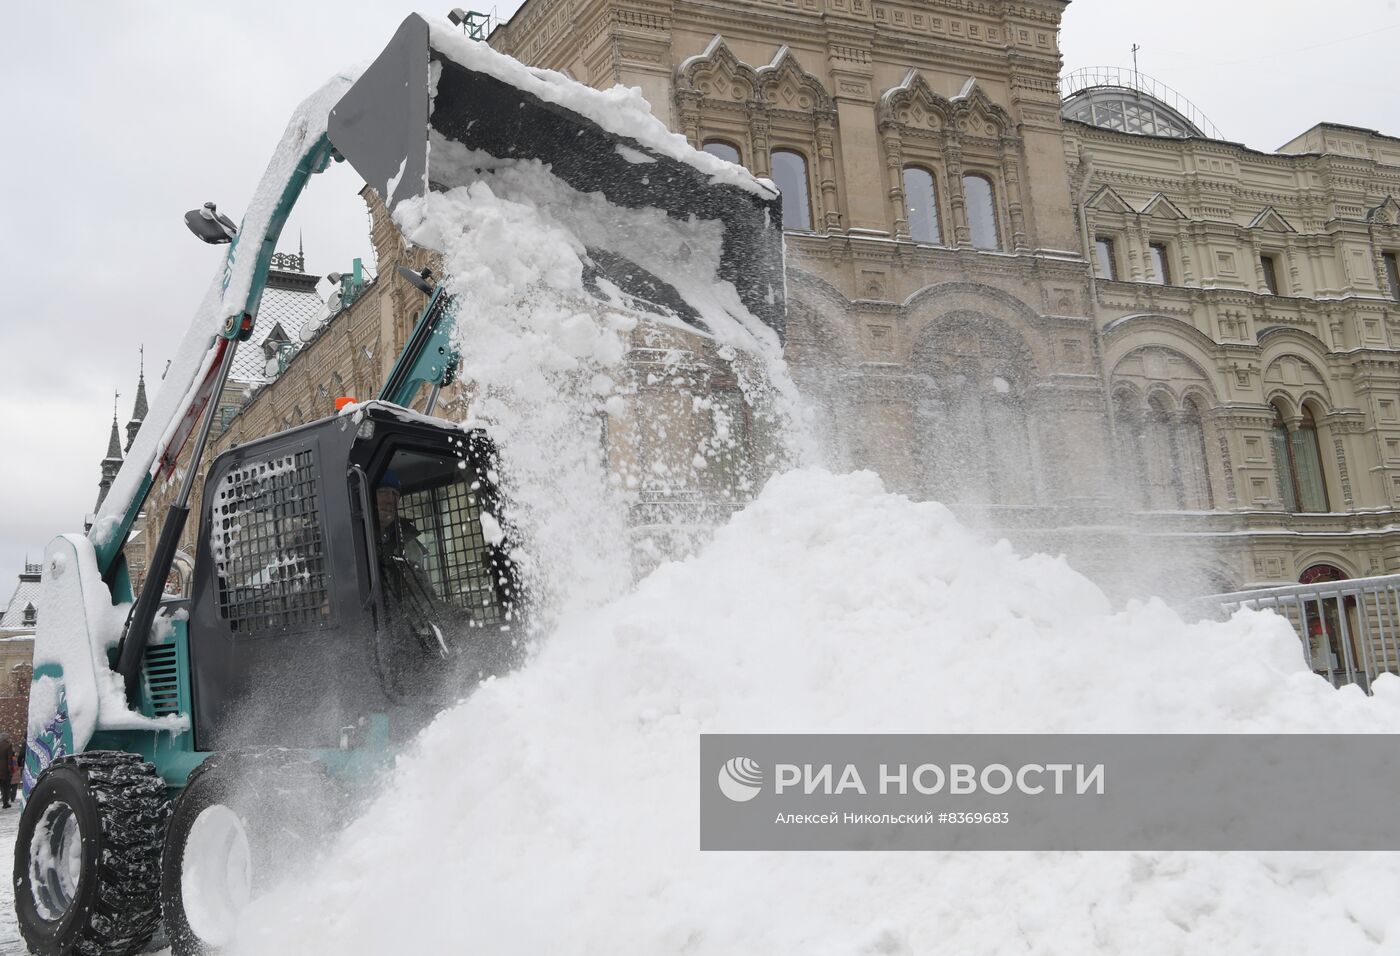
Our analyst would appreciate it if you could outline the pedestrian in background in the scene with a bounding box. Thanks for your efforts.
[8,744,21,806]
[0,734,15,809]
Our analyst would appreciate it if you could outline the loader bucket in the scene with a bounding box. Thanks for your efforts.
[328,14,786,341]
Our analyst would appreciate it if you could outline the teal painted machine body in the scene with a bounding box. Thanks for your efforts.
[24,126,451,797]
[380,286,457,407]
[87,616,391,788]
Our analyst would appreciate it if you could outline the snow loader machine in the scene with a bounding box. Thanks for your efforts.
[14,14,784,956]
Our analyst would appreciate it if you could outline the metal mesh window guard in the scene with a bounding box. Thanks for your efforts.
[391,456,506,627]
[212,450,331,633]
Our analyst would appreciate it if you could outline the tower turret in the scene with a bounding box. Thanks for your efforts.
[96,392,124,511]
[125,347,149,453]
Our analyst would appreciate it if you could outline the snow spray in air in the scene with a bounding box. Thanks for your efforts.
[392,137,813,623]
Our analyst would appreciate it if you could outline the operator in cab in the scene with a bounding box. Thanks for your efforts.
[372,469,449,688]
[374,470,427,567]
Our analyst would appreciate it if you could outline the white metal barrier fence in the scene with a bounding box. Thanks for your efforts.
[1208,574,1400,693]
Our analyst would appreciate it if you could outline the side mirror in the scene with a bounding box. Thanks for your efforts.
[184,202,239,244]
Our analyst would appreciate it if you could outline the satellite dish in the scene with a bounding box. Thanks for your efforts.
[300,304,330,342]
[326,290,344,314]
[264,357,281,379]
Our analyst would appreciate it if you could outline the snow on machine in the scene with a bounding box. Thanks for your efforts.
[13,14,784,955]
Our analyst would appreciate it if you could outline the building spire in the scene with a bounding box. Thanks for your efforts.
[125,346,149,452]
[97,390,124,511]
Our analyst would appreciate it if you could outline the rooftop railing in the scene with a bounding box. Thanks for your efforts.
[1061,66,1222,141]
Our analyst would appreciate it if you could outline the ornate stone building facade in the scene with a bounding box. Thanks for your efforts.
[1068,98,1400,589]
[0,564,39,743]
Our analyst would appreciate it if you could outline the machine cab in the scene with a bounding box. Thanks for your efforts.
[187,402,520,752]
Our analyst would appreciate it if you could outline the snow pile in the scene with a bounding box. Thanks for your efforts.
[235,469,1400,954]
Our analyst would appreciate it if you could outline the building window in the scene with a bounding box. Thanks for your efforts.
[1111,391,1147,508]
[1384,252,1400,302]
[963,174,1000,250]
[1260,254,1281,295]
[1094,237,1118,279]
[770,149,813,231]
[902,166,942,244]
[1149,243,1171,284]
[702,140,742,166]
[1115,390,1214,512]
[21,604,36,628]
[1271,403,1329,513]
[1175,399,1213,510]
[919,374,1035,506]
[1143,395,1182,510]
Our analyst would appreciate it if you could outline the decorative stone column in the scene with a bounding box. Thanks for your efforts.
[999,138,1029,253]
[945,134,969,247]
[815,120,842,231]
[676,89,703,149]
[880,125,908,238]
[749,107,772,178]
[1175,221,1196,285]
[1283,235,1304,296]
[1208,408,1239,507]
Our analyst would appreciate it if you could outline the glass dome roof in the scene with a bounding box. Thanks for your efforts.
[1061,68,1220,140]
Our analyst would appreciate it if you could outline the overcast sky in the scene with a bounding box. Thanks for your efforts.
[1,0,1398,584]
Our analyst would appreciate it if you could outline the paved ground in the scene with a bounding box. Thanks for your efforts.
[0,801,174,956]
[0,803,24,955]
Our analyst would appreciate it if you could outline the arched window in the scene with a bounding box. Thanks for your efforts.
[920,372,1036,507]
[1143,395,1182,509]
[1270,404,1298,512]
[1293,406,1329,512]
[702,140,742,166]
[770,149,812,231]
[962,174,1000,250]
[1175,399,1214,510]
[1271,403,1330,513]
[983,377,1034,505]
[1111,391,1147,508]
[919,372,989,505]
[902,166,942,244]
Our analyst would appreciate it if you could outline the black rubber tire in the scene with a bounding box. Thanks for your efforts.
[13,752,170,956]
[160,750,339,956]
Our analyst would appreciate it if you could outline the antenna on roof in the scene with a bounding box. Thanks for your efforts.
[1131,43,1141,84]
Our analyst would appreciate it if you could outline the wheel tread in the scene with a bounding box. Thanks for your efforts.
[18,752,171,956]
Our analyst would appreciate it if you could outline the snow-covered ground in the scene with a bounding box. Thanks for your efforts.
[0,805,26,956]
